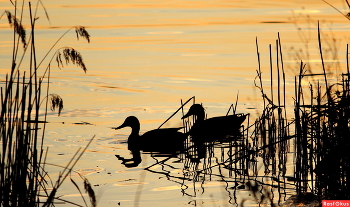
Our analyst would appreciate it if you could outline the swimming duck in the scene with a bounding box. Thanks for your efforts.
[113,116,186,152]
[182,104,246,141]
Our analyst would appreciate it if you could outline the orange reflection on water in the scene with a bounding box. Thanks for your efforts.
[2,0,349,206]
[96,85,147,93]
[114,181,147,186]
[74,167,104,176]
[152,181,226,192]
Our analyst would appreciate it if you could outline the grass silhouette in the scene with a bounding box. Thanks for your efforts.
[0,1,95,206]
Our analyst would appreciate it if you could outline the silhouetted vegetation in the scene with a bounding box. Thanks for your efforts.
[244,21,350,203]
[135,22,350,207]
[2,0,349,206]
[0,1,95,206]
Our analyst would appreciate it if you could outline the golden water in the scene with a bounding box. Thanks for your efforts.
[1,0,350,206]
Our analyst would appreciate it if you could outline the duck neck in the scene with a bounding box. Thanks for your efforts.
[130,125,140,137]
[195,111,205,122]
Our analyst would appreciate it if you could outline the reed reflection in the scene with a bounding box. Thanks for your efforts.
[140,102,254,205]
[112,100,294,205]
[145,130,250,206]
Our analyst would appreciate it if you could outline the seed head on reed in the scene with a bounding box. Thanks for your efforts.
[75,26,90,43]
[4,10,26,48]
[56,47,87,73]
[84,178,97,207]
[49,93,63,116]
[1,1,93,206]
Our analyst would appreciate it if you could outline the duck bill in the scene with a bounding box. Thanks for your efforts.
[113,123,127,130]
[235,114,247,126]
[181,111,192,119]
[239,114,247,123]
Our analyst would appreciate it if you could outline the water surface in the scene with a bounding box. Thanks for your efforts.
[1,0,349,206]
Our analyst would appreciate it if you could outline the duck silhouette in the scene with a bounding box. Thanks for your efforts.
[182,104,246,141]
[113,116,186,153]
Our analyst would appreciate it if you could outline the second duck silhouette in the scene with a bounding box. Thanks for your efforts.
[182,104,246,142]
[113,116,186,153]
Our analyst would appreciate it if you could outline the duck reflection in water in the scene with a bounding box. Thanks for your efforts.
[113,116,186,167]
[182,104,247,142]
[115,149,142,168]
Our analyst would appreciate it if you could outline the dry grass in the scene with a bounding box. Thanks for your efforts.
[0,1,95,206]
[249,23,350,201]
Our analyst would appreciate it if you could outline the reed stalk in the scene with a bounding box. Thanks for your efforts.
[0,1,94,206]
[249,23,350,200]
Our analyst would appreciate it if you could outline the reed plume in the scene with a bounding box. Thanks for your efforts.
[75,26,90,43]
[56,47,87,73]
[0,1,95,206]
[4,10,26,48]
[49,93,64,116]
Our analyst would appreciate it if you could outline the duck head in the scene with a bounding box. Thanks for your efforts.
[182,104,206,121]
[114,116,140,135]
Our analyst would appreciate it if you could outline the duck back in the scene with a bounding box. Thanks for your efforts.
[139,127,186,152]
[189,114,246,142]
